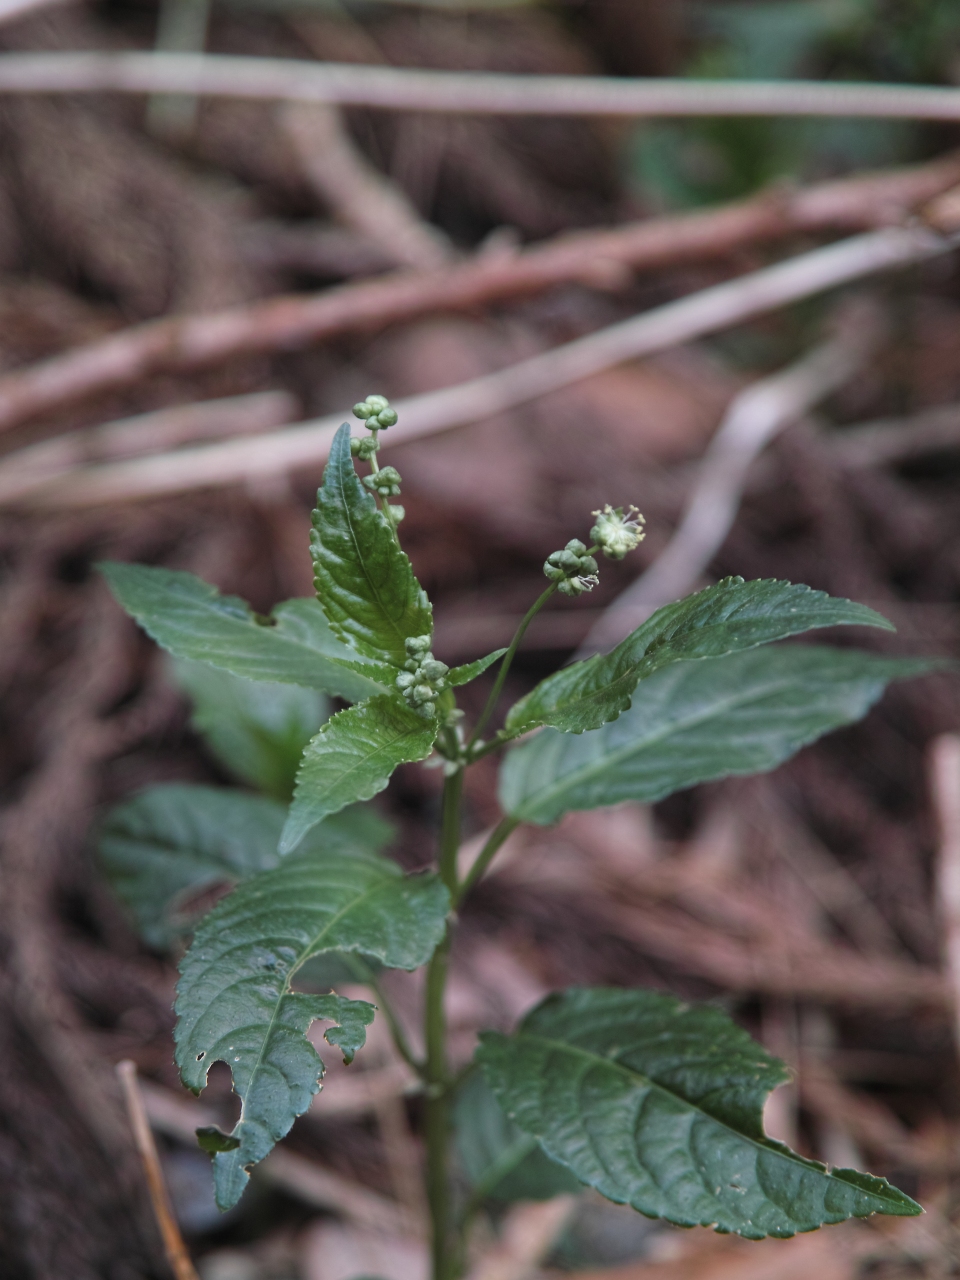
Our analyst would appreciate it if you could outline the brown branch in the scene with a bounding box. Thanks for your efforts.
[0,154,956,439]
[281,102,452,270]
[3,53,960,121]
[13,222,959,508]
[116,1061,200,1280]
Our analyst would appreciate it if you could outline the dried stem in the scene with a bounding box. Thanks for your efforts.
[3,53,960,122]
[116,1060,200,1280]
[14,225,958,509]
[0,155,954,443]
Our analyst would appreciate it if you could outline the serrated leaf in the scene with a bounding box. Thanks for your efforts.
[506,578,894,737]
[447,649,508,688]
[176,848,449,1209]
[99,562,390,703]
[174,659,329,801]
[477,988,921,1238]
[455,1069,582,1203]
[99,784,393,947]
[311,423,432,666]
[281,695,437,854]
[500,647,936,825]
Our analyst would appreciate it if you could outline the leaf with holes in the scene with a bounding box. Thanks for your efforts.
[175,847,449,1209]
[99,562,391,702]
[311,423,432,666]
[505,578,893,737]
[99,783,394,948]
[281,695,438,854]
[477,988,921,1237]
[500,647,937,825]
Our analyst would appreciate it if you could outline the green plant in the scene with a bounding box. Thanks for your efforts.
[100,393,932,1277]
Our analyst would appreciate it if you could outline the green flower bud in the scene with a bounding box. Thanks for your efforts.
[353,402,374,419]
[396,671,417,690]
[565,539,587,555]
[387,504,406,523]
[351,435,380,461]
[365,394,390,414]
[413,684,435,702]
[558,573,599,597]
[557,549,581,571]
[376,407,398,428]
[405,635,432,656]
[416,701,436,720]
[579,555,598,575]
[543,561,566,582]
[420,658,449,682]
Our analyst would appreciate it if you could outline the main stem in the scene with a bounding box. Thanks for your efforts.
[424,767,463,1280]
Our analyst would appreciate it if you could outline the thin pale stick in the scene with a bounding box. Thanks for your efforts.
[3,54,960,121]
[115,1060,200,1280]
[932,735,960,1063]
[0,153,955,441]
[13,224,958,509]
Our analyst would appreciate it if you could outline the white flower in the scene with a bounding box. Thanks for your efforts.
[590,504,645,561]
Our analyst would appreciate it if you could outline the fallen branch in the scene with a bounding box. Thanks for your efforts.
[14,224,959,508]
[116,1061,200,1280]
[1,53,960,121]
[579,300,884,652]
[281,102,453,271]
[932,735,960,1063]
[0,391,297,505]
[139,1076,418,1237]
[0,153,956,439]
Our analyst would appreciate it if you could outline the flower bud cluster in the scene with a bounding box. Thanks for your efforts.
[363,466,402,499]
[350,436,380,461]
[543,539,600,597]
[590,504,645,560]
[396,634,448,719]
[353,394,399,430]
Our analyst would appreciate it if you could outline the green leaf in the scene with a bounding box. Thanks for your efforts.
[174,658,329,801]
[176,848,449,1209]
[455,1069,582,1204]
[500,647,936,825]
[447,649,508,688]
[311,423,432,666]
[505,578,894,737]
[196,1126,241,1154]
[477,988,921,1238]
[99,784,393,947]
[281,695,437,854]
[99,562,390,703]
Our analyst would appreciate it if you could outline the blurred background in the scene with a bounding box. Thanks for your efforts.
[3,1,960,1277]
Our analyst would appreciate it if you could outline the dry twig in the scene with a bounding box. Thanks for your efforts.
[932,735,960,1062]
[0,155,954,441]
[2,53,960,122]
[13,225,959,508]
[281,103,452,271]
[116,1060,200,1280]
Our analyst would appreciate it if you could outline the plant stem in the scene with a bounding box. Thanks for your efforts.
[424,933,452,1280]
[423,766,464,1280]
[466,583,556,754]
[456,815,520,905]
[366,428,401,542]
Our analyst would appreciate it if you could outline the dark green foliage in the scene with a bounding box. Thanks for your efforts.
[500,647,936,824]
[477,989,921,1237]
[310,423,432,666]
[175,847,450,1209]
[99,562,389,701]
[281,695,439,853]
[173,659,328,800]
[505,578,892,737]
[99,784,392,947]
[454,1070,582,1204]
